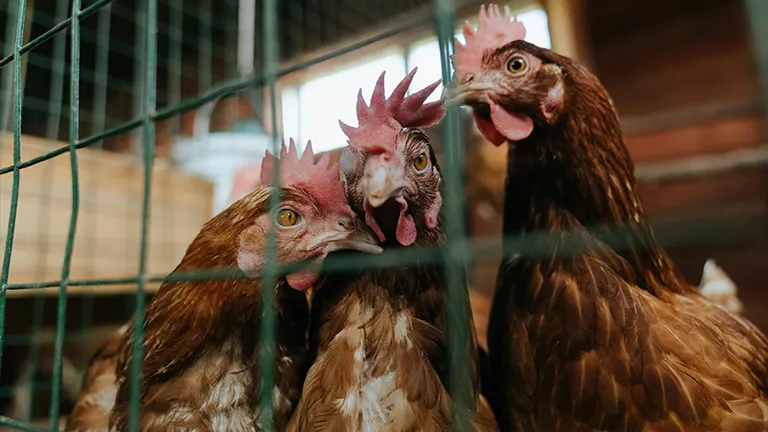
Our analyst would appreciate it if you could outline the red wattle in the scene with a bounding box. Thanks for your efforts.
[395,196,416,246]
[286,272,319,291]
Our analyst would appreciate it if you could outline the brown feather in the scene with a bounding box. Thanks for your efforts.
[289,131,496,431]
[461,40,768,431]
[64,325,127,432]
[108,188,311,432]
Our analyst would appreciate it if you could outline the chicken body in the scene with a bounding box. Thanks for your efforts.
[289,70,496,431]
[292,257,453,431]
[291,129,495,431]
[100,142,381,432]
[445,6,768,431]
[289,142,496,431]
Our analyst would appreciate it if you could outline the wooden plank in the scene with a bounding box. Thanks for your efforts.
[625,114,765,163]
[586,0,760,118]
[0,133,214,297]
[637,166,767,216]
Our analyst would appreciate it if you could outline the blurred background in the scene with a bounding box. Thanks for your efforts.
[0,0,766,427]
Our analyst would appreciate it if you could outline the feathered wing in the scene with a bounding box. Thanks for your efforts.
[489,212,768,431]
[65,325,128,432]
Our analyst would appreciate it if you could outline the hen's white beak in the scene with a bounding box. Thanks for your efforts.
[442,74,497,107]
[364,154,408,208]
[310,217,383,255]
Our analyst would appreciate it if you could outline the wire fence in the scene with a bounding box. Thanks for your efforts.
[0,0,480,430]
[1,0,767,431]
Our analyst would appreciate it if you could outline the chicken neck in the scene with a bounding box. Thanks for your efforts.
[499,104,691,296]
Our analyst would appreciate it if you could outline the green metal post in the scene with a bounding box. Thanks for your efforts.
[0,0,19,133]
[261,0,280,428]
[0,0,28,383]
[745,0,768,126]
[25,0,70,421]
[48,0,83,428]
[434,0,472,430]
[128,0,158,430]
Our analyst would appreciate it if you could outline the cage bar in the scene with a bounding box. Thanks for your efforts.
[260,0,280,426]
[22,0,70,423]
[47,0,83,428]
[0,0,28,385]
[127,0,158,430]
[0,0,119,69]
[0,12,434,177]
[433,0,474,429]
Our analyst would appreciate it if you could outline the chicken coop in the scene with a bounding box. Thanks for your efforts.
[0,0,767,430]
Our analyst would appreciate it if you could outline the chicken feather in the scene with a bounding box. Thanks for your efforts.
[444,4,768,430]
[66,140,381,432]
[289,70,496,431]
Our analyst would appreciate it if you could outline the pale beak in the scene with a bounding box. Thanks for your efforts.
[442,75,495,107]
[364,157,408,209]
[320,218,383,255]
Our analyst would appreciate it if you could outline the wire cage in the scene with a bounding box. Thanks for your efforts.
[1,0,767,431]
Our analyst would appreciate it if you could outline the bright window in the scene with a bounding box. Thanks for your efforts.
[282,52,406,153]
[281,7,550,154]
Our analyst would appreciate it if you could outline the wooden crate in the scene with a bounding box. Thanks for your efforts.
[0,134,214,297]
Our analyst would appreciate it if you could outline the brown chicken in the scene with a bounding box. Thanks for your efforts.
[287,69,497,431]
[444,4,768,431]
[105,140,381,432]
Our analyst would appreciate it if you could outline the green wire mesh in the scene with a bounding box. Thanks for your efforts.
[0,0,477,430]
[0,0,767,431]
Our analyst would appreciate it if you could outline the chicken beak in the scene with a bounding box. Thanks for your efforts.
[364,155,407,209]
[442,77,465,107]
[324,219,383,255]
[442,75,494,107]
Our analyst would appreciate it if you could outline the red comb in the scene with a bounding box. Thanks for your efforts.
[339,67,446,153]
[453,4,527,76]
[260,138,336,189]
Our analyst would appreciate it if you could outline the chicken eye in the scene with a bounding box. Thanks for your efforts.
[506,56,528,75]
[276,208,300,227]
[413,152,429,172]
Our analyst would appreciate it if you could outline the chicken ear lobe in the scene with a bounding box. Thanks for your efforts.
[237,247,264,278]
[237,227,266,278]
[425,191,442,229]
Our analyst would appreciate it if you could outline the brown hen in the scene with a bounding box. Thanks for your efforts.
[106,140,381,432]
[288,69,496,431]
[444,4,768,431]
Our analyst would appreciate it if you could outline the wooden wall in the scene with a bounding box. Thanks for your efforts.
[586,0,760,118]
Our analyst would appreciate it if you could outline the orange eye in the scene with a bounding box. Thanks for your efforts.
[506,56,528,75]
[413,153,429,172]
[277,209,299,227]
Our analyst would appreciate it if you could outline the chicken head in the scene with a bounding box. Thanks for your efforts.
[236,138,382,291]
[339,68,447,246]
[442,4,566,145]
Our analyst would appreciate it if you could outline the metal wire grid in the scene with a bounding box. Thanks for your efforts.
[0,0,242,423]
[0,0,477,430]
[0,0,766,431]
